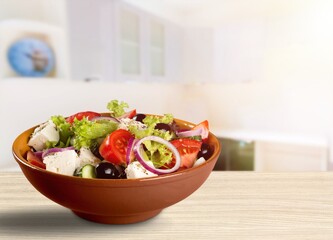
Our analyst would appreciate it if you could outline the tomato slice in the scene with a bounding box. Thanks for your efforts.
[193,120,209,140]
[99,129,132,166]
[119,109,137,119]
[66,111,101,124]
[27,150,46,169]
[170,138,202,169]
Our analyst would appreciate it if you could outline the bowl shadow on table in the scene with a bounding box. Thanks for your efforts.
[0,208,161,237]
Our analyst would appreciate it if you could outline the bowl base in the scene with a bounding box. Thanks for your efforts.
[72,209,162,224]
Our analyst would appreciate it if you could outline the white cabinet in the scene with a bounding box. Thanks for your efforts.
[114,2,143,81]
[255,141,328,172]
[114,1,182,82]
[66,0,182,82]
[66,0,112,81]
[214,129,328,172]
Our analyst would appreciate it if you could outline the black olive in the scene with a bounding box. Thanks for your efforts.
[96,162,125,179]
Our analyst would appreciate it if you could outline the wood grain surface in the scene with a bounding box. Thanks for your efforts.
[1,171,333,240]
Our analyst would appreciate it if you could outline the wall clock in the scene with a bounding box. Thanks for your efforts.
[7,38,55,77]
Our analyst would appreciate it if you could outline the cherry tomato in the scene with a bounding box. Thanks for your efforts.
[193,120,209,140]
[99,129,132,166]
[27,150,46,169]
[170,138,202,169]
[66,111,101,124]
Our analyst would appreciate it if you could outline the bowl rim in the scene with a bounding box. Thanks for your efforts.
[12,116,221,184]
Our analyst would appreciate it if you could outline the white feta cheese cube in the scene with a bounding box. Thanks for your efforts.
[125,161,158,179]
[193,157,206,167]
[28,120,59,151]
[78,147,101,168]
[43,150,80,176]
[118,118,147,131]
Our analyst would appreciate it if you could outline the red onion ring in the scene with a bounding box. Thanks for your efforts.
[197,126,209,140]
[91,116,120,123]
[126,137,138,165]
[133,136,181,175]
[42,147,76,159]
[33,151,44,159]
[176,128,202,138]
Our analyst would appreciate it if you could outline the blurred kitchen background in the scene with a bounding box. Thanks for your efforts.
[0,0,332,172]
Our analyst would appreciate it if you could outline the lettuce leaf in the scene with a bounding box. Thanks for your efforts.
[143,113,174,126]
[46,115,73,148]
[107,100,129,117]
[128,114,174,140]
[142,140,173,168]
[128,114,176,168]
[72,118,118,149]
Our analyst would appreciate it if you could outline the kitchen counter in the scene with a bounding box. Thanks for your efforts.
[1,171,333,239]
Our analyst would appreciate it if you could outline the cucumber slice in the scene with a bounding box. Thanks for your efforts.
[81,164,96,178]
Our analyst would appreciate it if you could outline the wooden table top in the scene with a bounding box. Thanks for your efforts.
[1,171,333,240]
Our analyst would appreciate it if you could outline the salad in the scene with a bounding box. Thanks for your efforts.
[26,100,214,179]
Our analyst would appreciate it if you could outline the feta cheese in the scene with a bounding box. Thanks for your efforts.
[43,150,80,176]
[28,120,59,151]
[193,157,206,167]
[78,147,101,168]
[125,161,158,179]
[118,118,146,131]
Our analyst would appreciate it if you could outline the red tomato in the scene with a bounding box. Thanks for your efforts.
[99,129,132,166]
[119,109,137,119]
[193,120,209,140]
[170,138,202,169]
[27,150,46,169]
[66,111,101,124]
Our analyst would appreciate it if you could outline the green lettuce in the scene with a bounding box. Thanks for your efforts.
[128,114,174,140]
[72,118,118,149]
[107,100,129,117]
[128,114,176,168]
[143,113,174,126]
[142,140,174,168]
[46,115,73,148]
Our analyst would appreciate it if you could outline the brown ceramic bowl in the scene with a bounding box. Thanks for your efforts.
[12,116,221,224]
